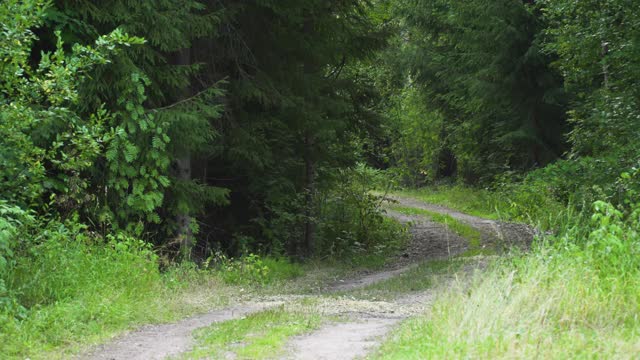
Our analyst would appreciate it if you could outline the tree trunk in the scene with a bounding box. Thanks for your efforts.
[301,13,318,258]
[303,130,316,257]
[601,41,610,88]
[176,48,193,259]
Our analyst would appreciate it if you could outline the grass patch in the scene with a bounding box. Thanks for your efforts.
[388,205,482,248]
[392,184,565,230]
[180,305,324,359]
[394,186,502,220]
[341,259,463,301]
[0,259,240,360]
[215,254,305,286]
[0,220,249,360]
[373,251,640,359]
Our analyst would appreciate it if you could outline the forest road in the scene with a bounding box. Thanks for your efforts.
[278,196,519,360]
[77,197,531,360]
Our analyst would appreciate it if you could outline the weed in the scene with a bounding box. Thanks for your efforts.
[210,253,304,286]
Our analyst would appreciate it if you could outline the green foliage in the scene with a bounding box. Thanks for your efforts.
[385,87,443,186]
[102,71,171,228]
[210,253,304,286]
[555,192,640,279]
[43,0,228,242]
[316,164,408,260]
[383,0,569,184]
[0,0,144,213]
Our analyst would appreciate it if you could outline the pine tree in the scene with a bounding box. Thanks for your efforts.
[389,0,569,182]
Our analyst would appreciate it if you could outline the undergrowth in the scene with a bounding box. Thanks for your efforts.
[0,208,303,359]
[0,219,238,360]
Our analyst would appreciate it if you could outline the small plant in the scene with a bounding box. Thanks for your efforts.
[210,253,303,286]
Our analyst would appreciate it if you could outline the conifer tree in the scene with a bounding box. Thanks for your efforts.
[389,0,569,182]
[195,0,387,256]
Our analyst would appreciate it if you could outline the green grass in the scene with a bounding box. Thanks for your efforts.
[392,184,566,230]
[394,186,503,220]
[388,205,482,248]
[373,251,640,359]
[340,259,464,301]
[216,254,305,286]
[0,261,241,360]
[0,228,256,360]
[179,305,324,359]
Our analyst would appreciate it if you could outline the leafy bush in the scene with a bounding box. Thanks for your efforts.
[316,164,408,261]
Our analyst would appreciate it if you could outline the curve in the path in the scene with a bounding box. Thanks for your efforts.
[281,200,500,360]
[389,195,535,249]
[79,196,515,360]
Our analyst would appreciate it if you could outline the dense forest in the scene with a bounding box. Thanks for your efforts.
[2,0,640,358]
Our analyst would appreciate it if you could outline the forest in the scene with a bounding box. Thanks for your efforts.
[1,0,639,358]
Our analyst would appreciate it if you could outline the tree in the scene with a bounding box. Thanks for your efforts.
[44,0,228,255]
[0,0,144,215]
[387,0,569,183]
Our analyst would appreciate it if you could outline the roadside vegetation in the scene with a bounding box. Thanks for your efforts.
[2,0,640,358]
[376,203,640,358]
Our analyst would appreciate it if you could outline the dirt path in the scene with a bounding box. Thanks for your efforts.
[389,195,535,249]
[283,318,400,360]
[278,200,501,360]
[279,290,438,360]
[78,196,525,360]
[77,304,275,360]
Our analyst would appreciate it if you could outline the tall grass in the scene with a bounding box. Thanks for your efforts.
[0,219,238,359]
[376,253,640,358]
[375,199,640,359]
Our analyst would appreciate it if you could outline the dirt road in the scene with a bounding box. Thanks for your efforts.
[78,197,530,360]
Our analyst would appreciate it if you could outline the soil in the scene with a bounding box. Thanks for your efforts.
[77,197,532,360]
[77,304,275,360]
[387,195,536,250]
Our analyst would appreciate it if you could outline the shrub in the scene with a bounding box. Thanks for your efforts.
[210,253,304,286]
[316,164,408,260]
